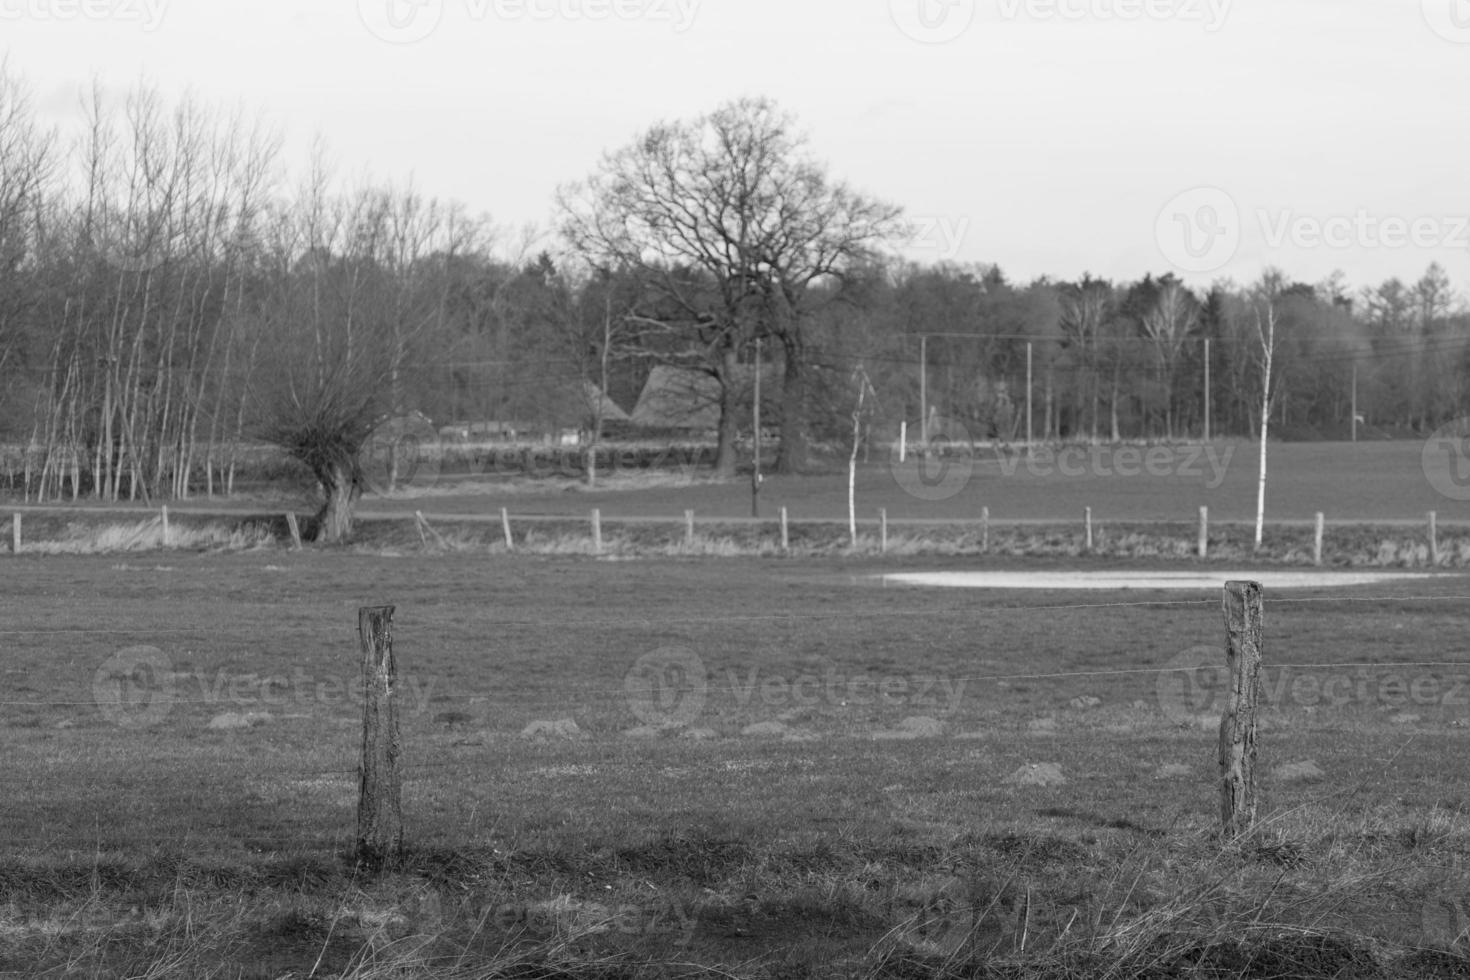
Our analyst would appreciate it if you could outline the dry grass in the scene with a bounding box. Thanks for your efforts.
[19,518,274,555]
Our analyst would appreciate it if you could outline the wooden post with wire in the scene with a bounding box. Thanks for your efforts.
[1219,580,1263,839]
[160,505,170,546]
[879,509,888,553]
[357,605,402,872]
[981,506,989,553]
[780,507,789,553]
[591,508,603,555]
[1198,506,1208,559]
[1429,511,1440,566]
[1313,512,1325,566]
[1084,507,1093,553]
[500,507,514,551]
[11,513,19,554]
[685,509,695,548]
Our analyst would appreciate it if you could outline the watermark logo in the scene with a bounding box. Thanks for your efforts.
[1157,644,1470,723]
[92,646,440,727]
[95,211,170,274]
[1423,418,1470,502]
[995,0,1231,31]
[890,0,975,42]
[1423,0,1470,43]
[1156,645,1225,725]
[889,418,975,502]
[358,0,698,42]
[624,646,707,728]
[1258,209,1470,252]
[1156,186,1240,274]
[93,645,175,728]
[358,0,444,43]
[362,413,443,494]
[0,0,168,30]
[998,443,1234,488]
[905,215,971,261]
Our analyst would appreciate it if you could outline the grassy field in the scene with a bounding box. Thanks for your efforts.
[5,549,1470,977]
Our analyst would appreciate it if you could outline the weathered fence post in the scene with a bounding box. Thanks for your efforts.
[285,512,303,550]
[879,508,888,553]
[1198,506,1208,559]
[1429,511,1440,566]
[160,506,170,546]
[780,507,789,553]
[500,507,514,551]
[1313,512,1325,566]
[899,421,907,462]
[1219,580,1263,839]
[981,506,990,554]
[11,513,19,554]
[685,509,695,548]
[357,605,402,871]
[1084,507,1093,553]
[591,508,602,555]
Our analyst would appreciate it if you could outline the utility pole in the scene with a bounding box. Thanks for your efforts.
[1025,341,1033,453]
[1351,363,1358,443]
[751,337,762,517]
[1203,337,1211,442]
[919,334,928,446]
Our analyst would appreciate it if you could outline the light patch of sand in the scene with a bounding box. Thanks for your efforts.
[879,570,1451,591]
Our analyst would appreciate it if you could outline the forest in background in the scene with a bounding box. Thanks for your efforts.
[1,67,1465,527]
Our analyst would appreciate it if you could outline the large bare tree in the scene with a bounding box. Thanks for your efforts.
[558,97,903,475]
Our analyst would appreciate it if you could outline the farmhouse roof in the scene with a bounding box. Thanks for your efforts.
[629,365,722,429]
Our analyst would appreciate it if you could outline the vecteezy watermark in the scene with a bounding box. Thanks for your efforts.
[999,443,1235,489]
[361,413,443,494]
[92,645,439,727]
[904,215,971,261]
[0,0,168,30]
[359,416,717,494]
[483,894,698,944]
[888,418,975,502]
[1156,645,1469,725]
[1422,0,1470,44]
[624,646,707,728]
[995,0,1231,31]
[1155,186,1241,275]
[623,647,967,729]
[357,0,698,43]
[1158,186,1470,275]
[889,0,975,43]
[1422,418,1470,502]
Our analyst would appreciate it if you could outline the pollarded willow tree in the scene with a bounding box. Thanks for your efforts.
[557,96,905,476]
[252,165,490,542]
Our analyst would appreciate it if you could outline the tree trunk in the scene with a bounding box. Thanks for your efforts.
[316,461,361,543]
[713,348,740,478]
[775,336,807,474]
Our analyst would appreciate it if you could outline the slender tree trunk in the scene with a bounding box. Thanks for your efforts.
[316,460,361,543]
[713,345,740,478]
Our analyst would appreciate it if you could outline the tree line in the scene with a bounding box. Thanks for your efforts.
[1,66,1465,538]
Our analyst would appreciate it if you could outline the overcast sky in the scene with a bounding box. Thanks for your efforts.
[4,0,1467,294]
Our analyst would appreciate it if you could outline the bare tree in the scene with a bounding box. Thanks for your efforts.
[1140,280,1199,439]
[558,97,902,475]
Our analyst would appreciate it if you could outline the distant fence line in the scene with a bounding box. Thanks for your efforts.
[4,502,1466,566]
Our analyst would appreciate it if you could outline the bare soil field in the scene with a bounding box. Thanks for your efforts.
[5,551,1470,976]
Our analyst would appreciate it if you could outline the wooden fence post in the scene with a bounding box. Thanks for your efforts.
[591,508,602,555]
[879,508,888,553]
[500,507,514,551]
[285,512,303,550]
[1084,507,1093,553]
[1219,580,1263,839]
[160,505,170,546]
[981,506,990,554]
[11,513,19,555]
[357,605,402,871]
[685,509,695,548]
[1429,511,1440,566]
[1198,506,1208,559]
[780,507,789,553]
[1313,512,1325,566]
